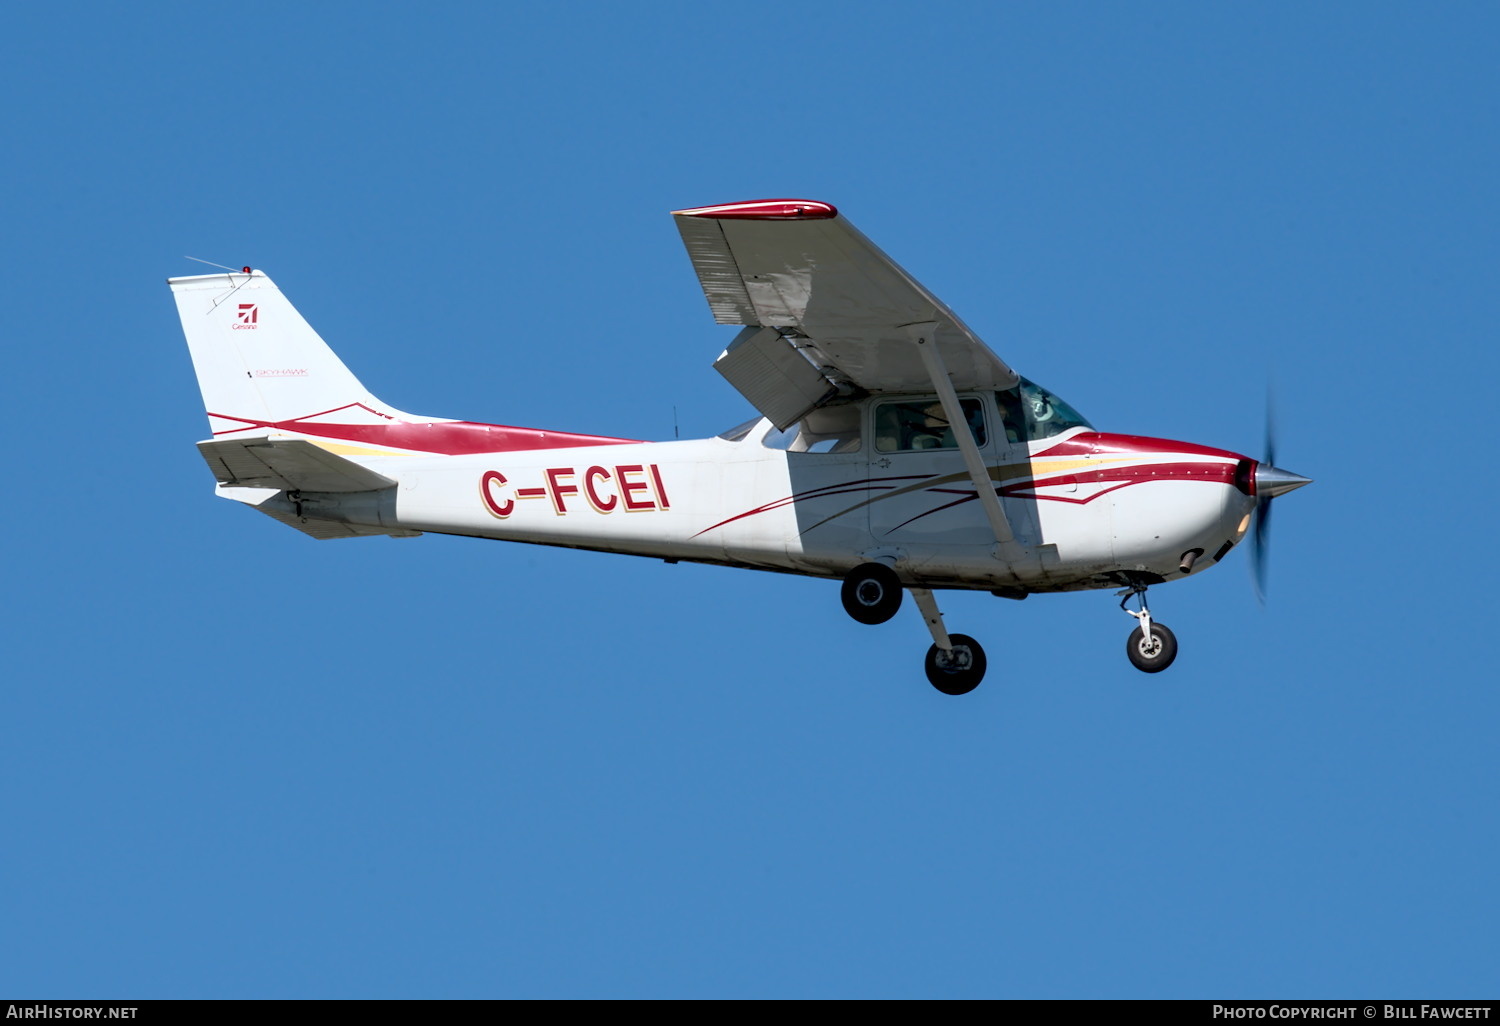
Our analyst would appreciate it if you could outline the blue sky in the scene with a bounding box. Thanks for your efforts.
[2,1,1497,998]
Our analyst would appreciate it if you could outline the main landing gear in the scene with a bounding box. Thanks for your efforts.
[840,562,903,625]
[841,565,987,695]
[913,587,986,695]
[1119,584,1178,673]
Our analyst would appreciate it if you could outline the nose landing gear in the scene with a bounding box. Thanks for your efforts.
[1118,585,1178,673]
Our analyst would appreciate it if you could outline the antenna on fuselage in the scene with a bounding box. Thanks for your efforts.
[673,406,680,439]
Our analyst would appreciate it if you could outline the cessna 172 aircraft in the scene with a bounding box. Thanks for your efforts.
[170,198,1309,695]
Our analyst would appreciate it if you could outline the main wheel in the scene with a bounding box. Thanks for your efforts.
[925,633,987,695]
[1126,622,1178,673]
[841,562,903,625]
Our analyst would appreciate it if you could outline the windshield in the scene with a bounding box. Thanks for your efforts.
[994,377,1092,443]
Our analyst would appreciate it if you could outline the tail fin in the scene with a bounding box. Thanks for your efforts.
[171,268,640,458]
[168,270,400,436]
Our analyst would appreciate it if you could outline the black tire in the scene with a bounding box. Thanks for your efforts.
[840,562,903,625]
[1126,622,1178,673]
[925,633,987,695]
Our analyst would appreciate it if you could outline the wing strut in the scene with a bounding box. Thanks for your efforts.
[908,322,1024,564]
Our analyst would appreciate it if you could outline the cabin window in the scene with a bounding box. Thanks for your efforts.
[762,405,863,453]
[873,398,987,453]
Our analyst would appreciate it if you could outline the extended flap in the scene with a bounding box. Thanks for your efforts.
[713,326,838,431]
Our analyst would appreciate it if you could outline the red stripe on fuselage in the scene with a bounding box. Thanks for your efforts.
[1035,432,1248,462]
[209,409,640,455]
[1019,460,1240,493]
[885,461,1241,532]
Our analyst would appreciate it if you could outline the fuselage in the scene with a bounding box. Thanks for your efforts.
[264,398,1259,595]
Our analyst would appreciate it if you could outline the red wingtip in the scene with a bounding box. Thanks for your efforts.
[671,198,838,221]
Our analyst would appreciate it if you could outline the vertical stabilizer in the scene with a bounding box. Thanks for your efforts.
[169,270,395,435]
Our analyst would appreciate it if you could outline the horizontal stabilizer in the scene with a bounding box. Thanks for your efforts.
[198,437,397,493]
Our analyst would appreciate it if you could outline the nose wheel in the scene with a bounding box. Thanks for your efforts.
[1118,585,1178,673]
[1126,622,1178,672]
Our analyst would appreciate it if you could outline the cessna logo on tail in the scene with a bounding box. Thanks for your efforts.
[233,304,259,329]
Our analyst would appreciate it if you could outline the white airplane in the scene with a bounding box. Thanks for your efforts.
[170,198,1310,695]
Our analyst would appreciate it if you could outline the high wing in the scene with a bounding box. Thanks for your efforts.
[674,199,1018,428]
